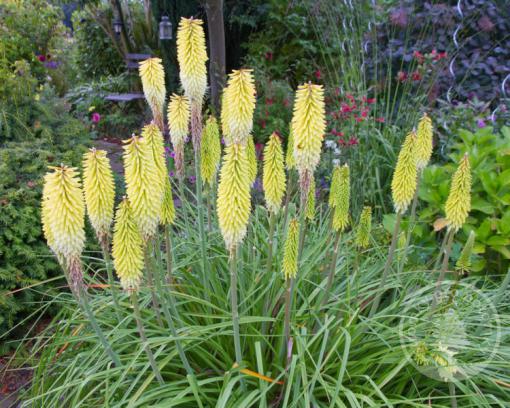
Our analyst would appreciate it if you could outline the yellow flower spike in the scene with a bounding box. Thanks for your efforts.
[43,165,86,292]
[246,135,257,185]
[332,164,350,232]
[41,182,56,253]
[167,94,190,177]
[282,218,300,280]
[142,123,167,186]
[221,69,256,145]
[306,176,316,222]
[391,132,418,214]
[160,176,176,225]
[355,206,372,249]
[286,127,296,170]
[176,17,208,103]
[445,154,471,232]
[456,230,475,275]
[82,148,115,248]
[123,135,163,241]
[201,115,222,186]
[112,198,144,291]
[328,165,342,208]
[291,83,326,180]
[139,58,166,128]
[217,143,251,253]
[416,113,433,170]
[263,133,286,213]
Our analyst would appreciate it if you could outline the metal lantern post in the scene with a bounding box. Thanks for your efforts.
[159,15,173,40]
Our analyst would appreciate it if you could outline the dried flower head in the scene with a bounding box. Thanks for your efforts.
[123,136,163,241]
[201,115,222,186]
[221,69,256,145]
[82,148,115,249]
[292,83,325,182]
[416,113,433,170]
[355,206,372,249]
[139,58,166,128]
[217,143,251,253]
[445,154,471,231]
[263,133,286,213]
[112,198,144,291]
[176,17,208,103]
[332,164,350,232]
[282,219,299,280]
[391,132,417,214]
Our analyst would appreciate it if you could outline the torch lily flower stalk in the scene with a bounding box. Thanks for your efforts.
[43,165,121,367]
[167,94,190,179]
[139,58,166,131]
[370,131,418,317]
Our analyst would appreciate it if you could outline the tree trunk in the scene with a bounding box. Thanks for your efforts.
[205,0,226,114]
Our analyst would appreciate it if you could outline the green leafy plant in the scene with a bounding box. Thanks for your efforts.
[415,126,510,273]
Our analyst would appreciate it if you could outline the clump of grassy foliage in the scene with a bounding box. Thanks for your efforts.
[8,15,510,408]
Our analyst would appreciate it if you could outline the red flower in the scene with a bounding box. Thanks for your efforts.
[265,98,274,106]
[348,136,359,146]
[355,117,363,123]
[367,98,376,104]
[264,51,273,61]
[283,98,289,107]
[91,112,101,123]
[346,93,355,101]
[375,117,385,123]
[37,54,46,62]
[438,51,448,60]
[361,110,368,118]
[314,69,322,80]
[397,71,408,82]
[411,71,422,81]
[341,103,352,113]
[413,50,424,64]
[260,120,266,129]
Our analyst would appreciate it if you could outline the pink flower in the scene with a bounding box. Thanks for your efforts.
[91,112,101,124]
[314,69,322,80]
[397,71,408,82]
[265,98,274,106]
[361,110,368,118]
[376,117,385,123]
[367,98,376,104]
[264,52,273,61]
[413,50,424,64]
[411,71,422,81]
[37,54,46,62]
[348,136,359,146]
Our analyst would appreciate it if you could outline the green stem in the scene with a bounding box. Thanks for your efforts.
[283,278,293,354]
[369,211,403,317]
[194,146,210,304]
[434,231,449,271]
[449,382,458,408]
[432,229,455,310]
[178,177,192,236]
[318,231,341,311]
[164,225,173,285]
[102,246,122,323]
[144,244,164,327]
[282,170,295,229]
[206,185,212,232]
[78,284,122,367]
[261,211,277,339]
[229,249,243,367]
[400,174,421,272]
[130,292,164,384]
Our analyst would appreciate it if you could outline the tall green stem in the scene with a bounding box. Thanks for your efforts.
[102,245,122,323]
[130,291,164,384]
[78,284,122,367]
[369,211,403,317]
[400,174,421,271]
[432,229,455,309]
[144,245,164,327]
[434,231,449,271]
[261,211,277,340]
[229,249,243,366]
[164,225,173,285]
[318,231,341,310]
[283,278,293,352]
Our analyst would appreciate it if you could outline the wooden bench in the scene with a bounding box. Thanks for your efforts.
[105,53,151,102]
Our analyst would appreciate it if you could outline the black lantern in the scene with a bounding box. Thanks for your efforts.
[112,18,122,37]
[159,16,172,40]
